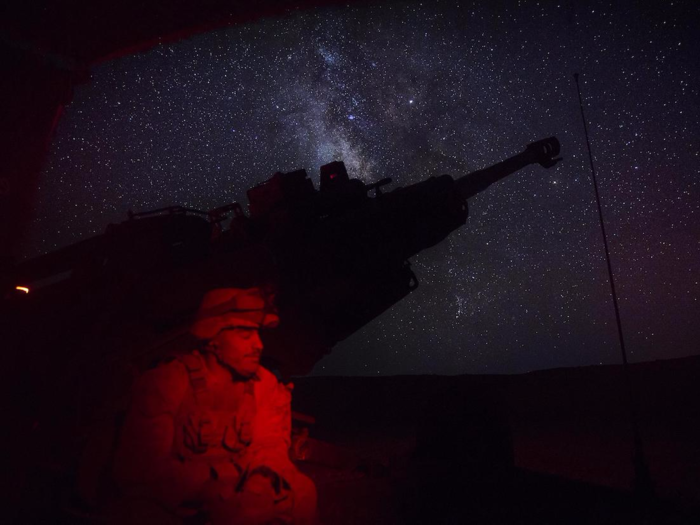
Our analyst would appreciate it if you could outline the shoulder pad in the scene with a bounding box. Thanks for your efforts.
[132,359,189,417]
[255,366,291,407]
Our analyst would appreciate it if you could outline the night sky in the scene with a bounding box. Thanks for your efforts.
[22,0,699,376]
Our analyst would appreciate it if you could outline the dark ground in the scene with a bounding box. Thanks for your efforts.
[290,356,700,524]
[9,356,700,524]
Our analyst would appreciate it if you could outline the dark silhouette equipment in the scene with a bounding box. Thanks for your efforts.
[2,137,561,377]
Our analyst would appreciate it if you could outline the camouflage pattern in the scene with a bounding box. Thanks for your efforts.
[113,350,316,524]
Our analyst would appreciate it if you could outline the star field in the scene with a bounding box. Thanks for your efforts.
[24,0,699,375]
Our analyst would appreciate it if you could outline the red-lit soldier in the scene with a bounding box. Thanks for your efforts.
[113,287,317,524]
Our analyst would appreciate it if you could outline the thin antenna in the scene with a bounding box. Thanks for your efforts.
[573,72,653,500]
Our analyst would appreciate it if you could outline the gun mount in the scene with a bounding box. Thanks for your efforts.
[2,137,561,382]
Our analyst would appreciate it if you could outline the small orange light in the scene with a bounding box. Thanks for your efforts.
[16,286,30,293]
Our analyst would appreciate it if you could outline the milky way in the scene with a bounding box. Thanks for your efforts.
[24,0,699,375]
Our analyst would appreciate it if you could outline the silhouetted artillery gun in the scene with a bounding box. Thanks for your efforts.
[3,137,560,377]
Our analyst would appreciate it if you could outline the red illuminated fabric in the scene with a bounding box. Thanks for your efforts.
[113,351,315,524]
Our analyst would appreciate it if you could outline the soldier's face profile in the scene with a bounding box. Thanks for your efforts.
[213,325,264,377]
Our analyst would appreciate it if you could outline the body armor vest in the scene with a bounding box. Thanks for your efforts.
[173,351,258,462]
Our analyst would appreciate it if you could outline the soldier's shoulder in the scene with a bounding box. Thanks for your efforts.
[255,366,281,389]
[255,366,292,404]
[256,365,276,381]
[132,353,193,416]
[141,354,191,384]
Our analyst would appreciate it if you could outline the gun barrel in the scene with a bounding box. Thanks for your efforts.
[456,137,560,200]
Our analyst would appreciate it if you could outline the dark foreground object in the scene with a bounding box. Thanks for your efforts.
[10,356,700,524]
[291,357,700,524]
[23,445,700,524]
[305,461,697,525]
